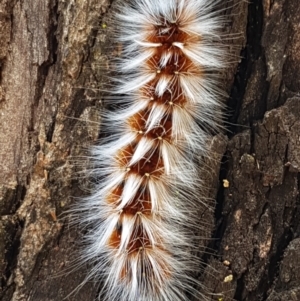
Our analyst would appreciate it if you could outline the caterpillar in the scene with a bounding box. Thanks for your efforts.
[75,0,228,300]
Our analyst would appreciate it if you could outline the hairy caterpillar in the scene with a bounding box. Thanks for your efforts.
[75,0,228,300]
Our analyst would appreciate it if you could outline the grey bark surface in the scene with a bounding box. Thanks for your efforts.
[0,1,299,301]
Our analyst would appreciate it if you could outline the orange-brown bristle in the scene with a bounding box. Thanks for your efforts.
[116,144,136,167]
[106,186,123,204]
[109,226,122,249]
[122,198,152,216]
[150,22,199,44]
[119,246,172,285]
[128,108,174,142]
[108,186,152,212]
[116,141,164,177]
[129,149,164,176]
[127,224,151,251]
[108,218,151,254]
[147,23,202,73]
[148,50,195,73]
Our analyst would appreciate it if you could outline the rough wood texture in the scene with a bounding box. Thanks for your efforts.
[0,0,299,301]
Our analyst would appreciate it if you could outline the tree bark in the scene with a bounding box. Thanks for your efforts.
[0,0,299,301]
